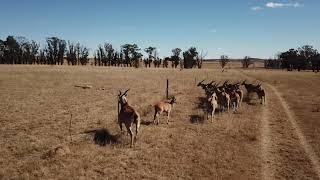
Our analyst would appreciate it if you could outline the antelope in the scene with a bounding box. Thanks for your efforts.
[216,87,230,112]
[234,82,244,107]
[208,92,218,122]
[118,89,141,147]
[153,96,177,125]
[242,80,267,105]
[255,85,267,105]
[241,80,260,95]
[228,90,240,112]
[224,82,242,111]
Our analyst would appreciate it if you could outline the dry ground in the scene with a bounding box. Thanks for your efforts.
[0,64,319,179]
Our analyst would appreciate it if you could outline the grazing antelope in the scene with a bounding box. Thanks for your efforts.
[242,81,266,105]
[153,96,177,125]
[241,80,260,95]
[208,92,218,122]
[118,89,141,147]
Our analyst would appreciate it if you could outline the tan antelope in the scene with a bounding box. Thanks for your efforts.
[118,89,141,147]
[208,92,218,122]
[233,83,244,107]
[153,96,177,125]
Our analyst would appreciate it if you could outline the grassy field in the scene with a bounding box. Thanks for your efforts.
[0,63,319,179]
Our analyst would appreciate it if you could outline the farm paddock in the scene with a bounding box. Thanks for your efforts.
[0,65,319,179]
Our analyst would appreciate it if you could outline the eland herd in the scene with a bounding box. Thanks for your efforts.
[197,80,266,122]
[117,80,266,147]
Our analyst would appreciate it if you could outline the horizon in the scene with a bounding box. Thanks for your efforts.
[1,0,319,59]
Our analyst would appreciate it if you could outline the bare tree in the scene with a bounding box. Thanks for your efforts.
[242,56,253,68]
[196,50,207,69]
[220,55,229,69]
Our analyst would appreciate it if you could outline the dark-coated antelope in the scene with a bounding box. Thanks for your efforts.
[153,96,177,125]
[242,80,260,95]
[242,81,266,105]
[255,85,266,105]
[118,89,141,147]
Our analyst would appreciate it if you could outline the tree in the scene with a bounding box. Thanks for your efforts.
[310,53,320,72]
[66,41,77,65]
[163,57,170,68]
[279,49,298,71]
[121,44,142,67]
[298,45,318,70]
[171,48,181,68]
[242,56,253,68]
[0,39,4,64]
[79,46,89,65]
[104,43,114,66]
[183,47,198,69]
[220,55,229,69]
[144,46,156,67]
[29,41,39,64]
[196,50,207,69]
[2,36,20,64]
[45,37,66,65]
[96,45,105,66]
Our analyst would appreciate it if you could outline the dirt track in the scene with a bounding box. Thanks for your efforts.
[242,72,320,179]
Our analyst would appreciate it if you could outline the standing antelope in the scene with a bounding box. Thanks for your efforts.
[255,85,266,105]
[208,92,218,122]
[233,83,244,107]
[118,89,141,147]
[153,96,177,125]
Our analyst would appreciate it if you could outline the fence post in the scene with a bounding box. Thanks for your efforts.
[166,79,169,99]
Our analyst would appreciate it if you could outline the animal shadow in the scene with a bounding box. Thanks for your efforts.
[197,97,208,110]
[141,120,153,126]
[84,128,120,146]
[189,115,205,124]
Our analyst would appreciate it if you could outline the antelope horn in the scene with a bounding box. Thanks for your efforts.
[123,89,130,95]
[199,79,205,84]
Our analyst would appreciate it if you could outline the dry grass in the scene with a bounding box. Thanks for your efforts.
[241,70,320,159]
[0,63,319,179]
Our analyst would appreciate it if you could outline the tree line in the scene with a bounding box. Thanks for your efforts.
[0,35,207,69]
[265,45,320,72]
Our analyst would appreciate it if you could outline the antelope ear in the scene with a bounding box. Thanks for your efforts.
[118,90,122,96]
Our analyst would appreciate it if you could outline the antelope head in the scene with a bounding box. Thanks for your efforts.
[118,89,130,105]
[241,80,247,85]
[197,79,206,87]
[170,96,177,104]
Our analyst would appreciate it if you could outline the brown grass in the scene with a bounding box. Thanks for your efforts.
[0,63,319,179]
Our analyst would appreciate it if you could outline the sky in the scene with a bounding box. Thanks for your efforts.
[1,0,319,59]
